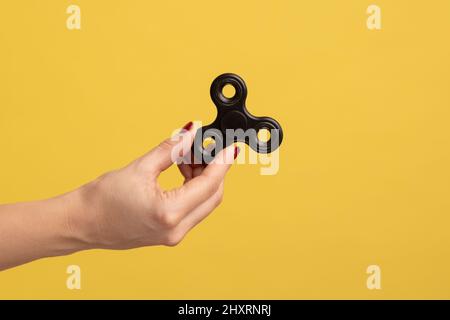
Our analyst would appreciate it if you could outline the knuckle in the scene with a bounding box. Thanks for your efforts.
[157,212,179,229]
[156,201,185,229]
[215,194,224,206]
[158,138,176,151]
[199,176,218,195]
[163,231,184,247]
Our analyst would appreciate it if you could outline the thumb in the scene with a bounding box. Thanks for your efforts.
[143,121,196,175]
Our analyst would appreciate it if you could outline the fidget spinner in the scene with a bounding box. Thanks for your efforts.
[193,73,283,162]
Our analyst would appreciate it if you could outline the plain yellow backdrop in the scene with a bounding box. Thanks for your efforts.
[1,0,450,299]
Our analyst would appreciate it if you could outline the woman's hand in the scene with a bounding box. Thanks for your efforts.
[73,122,238,249]
[0,122,238,270]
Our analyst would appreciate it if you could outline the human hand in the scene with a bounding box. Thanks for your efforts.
[70,122,239,250]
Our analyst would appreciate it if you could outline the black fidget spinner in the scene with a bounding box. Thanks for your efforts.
[193,73,283,162]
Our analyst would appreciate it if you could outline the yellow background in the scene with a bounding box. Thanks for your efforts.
[1,0,450,299]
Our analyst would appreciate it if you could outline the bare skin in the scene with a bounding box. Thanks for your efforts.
[0,122,238,271]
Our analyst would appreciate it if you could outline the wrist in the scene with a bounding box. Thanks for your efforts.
[61,180,102,252]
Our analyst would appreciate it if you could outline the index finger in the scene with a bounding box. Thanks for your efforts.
[164,145,238,219]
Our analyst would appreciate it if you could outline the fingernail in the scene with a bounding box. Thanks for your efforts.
[182,121,193,132]
[234,146,240,160]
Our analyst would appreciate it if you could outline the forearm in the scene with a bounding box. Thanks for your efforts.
[0,189,90,271]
